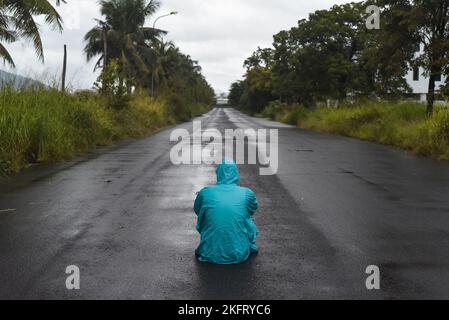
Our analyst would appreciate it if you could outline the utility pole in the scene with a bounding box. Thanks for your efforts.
[61,44,67,92]
[151,11,178,97]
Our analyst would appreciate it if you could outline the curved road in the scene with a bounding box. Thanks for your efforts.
[1,108,449,299]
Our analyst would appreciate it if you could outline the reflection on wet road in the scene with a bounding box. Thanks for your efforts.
[1,108,449,299]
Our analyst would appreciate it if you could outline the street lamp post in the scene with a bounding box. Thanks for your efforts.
[151,11,178,97]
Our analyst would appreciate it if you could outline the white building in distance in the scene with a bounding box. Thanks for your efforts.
[404,45,446,102]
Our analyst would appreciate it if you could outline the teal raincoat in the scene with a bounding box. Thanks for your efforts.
[194,160,259,264]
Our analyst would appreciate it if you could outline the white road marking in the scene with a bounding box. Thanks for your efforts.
[0,209,16,213]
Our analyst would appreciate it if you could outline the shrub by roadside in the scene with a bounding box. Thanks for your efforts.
[0,87,209,174]
[262,100,449,161]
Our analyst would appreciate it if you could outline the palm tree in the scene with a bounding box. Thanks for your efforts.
[84,0,165,90]
[149,39,176,89]
[151,41,204,91]
[0,0,65,67]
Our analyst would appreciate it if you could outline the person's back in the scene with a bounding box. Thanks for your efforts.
[194,159,259,264]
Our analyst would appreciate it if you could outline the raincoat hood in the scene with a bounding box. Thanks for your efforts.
[216,159,240,185]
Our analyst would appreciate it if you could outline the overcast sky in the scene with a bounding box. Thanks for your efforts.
[3,0,351,94]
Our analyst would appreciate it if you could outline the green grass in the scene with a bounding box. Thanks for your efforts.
[263,100,449,161]
[0,87,192,174]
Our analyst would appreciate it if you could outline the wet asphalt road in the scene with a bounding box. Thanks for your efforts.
[1,107,449,299]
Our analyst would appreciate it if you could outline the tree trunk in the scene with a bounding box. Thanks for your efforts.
[102,26,108,93]
[102,26,108,69]
[61,45,67,92]
[427,73,436,115]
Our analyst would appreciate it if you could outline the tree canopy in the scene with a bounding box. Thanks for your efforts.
[85,0,214,117]
[230,1,448,114]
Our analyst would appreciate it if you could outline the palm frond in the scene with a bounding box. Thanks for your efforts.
[0,42,15,67]
[1,0,65,63]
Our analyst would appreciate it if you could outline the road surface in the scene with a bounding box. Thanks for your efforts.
[1,107,449,299]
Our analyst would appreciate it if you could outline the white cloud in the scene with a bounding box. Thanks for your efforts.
[3,0,351,94]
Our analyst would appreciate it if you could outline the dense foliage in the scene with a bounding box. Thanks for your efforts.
[0,87,185,173]
[0,0,215,120]
[263,100,449,161]
[0,0,215,174]
[84,0,215,120]
[230,1,449,114]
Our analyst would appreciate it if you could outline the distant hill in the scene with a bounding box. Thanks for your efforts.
[0,70,44,89]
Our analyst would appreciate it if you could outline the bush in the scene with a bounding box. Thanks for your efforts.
[262,100,287,119]
[425,108,449,159]
[0,87,178,174]
[164,91,192,122]
[262,101,308,125]
[277,106,308,126]
[93,59,131,110]
[160,89,212,122]
[111,94,175,139]
[264,99,449,161]
[189,103,212,118]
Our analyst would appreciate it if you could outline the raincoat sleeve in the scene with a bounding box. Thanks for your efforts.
[246,189,259,216]
[194,189,204,216]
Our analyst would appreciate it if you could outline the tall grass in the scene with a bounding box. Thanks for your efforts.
[263,100,449,161]
[0,87,181,174]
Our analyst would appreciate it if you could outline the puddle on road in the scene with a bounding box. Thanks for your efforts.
[148,164,215,248]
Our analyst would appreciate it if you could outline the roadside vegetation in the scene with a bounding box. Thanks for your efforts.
[229,1,449,162]
[263,101,449,160]
[0,0,215,174]
[0,87,157,172]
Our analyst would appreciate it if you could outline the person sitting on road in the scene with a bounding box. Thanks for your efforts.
[194,159,259,265]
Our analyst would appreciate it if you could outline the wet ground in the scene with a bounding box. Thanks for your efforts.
[1,108,449,299]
